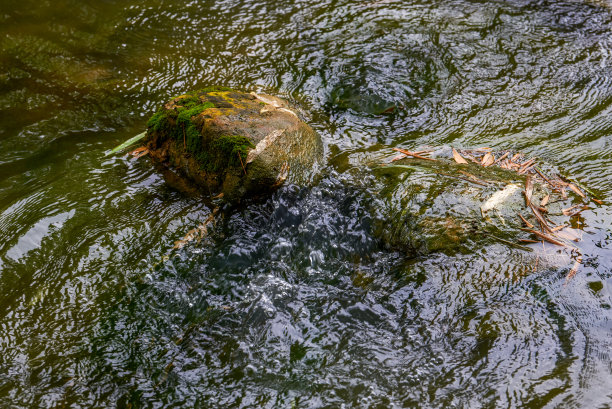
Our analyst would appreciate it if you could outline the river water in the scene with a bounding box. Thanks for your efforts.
[1,0,612,407]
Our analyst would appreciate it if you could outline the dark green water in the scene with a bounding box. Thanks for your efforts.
[1,0,612,407]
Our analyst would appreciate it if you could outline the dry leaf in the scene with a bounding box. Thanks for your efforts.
[481,153,494,167]
[133,149,149,159]
[452,148,468,164]
[568,183,586,198]
[555,230,581,242]
[541,194,550,207]
[130,146,148,155]
[593,198,604,205]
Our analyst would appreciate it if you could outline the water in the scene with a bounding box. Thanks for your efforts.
[1,0,612,407]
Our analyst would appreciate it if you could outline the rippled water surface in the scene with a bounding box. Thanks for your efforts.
[2,0,612,407]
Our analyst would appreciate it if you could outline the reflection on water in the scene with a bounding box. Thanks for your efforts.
[1,0,612,407]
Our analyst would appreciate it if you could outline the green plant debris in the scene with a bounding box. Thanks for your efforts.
[106,131,147,155]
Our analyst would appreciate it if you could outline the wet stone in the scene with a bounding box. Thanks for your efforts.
[144,87,323,202]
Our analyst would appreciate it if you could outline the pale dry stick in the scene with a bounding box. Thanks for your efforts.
[391,150,434,162]
[392,148,436,161]
[458,170,493,185]
[511,153,522,162]
[551,224,569,232]
[464,154,481,164]
[562,204,583,216]
[492,151,510,165]
[555,230,581,242]
[524,175,534,205]
[567,206,589,217]
[519,158,536,173]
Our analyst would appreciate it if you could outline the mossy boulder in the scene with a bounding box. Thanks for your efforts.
[144,87,323,201]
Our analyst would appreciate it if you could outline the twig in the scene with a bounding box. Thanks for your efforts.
[392,148,436,161]
[521,228,572,248]
[518,214,534,228]
[493,151,510,165]
[534,166,552,185]
[237,152,247,176]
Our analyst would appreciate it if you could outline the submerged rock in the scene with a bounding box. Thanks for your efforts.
[369,151,583,256]
[144,87,323,202]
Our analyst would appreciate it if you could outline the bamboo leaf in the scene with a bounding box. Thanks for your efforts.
[106,131,147,156]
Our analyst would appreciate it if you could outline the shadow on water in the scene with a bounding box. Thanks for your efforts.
[1,0,612,407]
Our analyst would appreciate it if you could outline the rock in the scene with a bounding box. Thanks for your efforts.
[144,87,323,202]
[369,156,557,256]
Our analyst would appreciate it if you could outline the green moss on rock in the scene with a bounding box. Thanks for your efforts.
[146,111,169,132]
[197,135,255,173]
[145,90,255,175]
